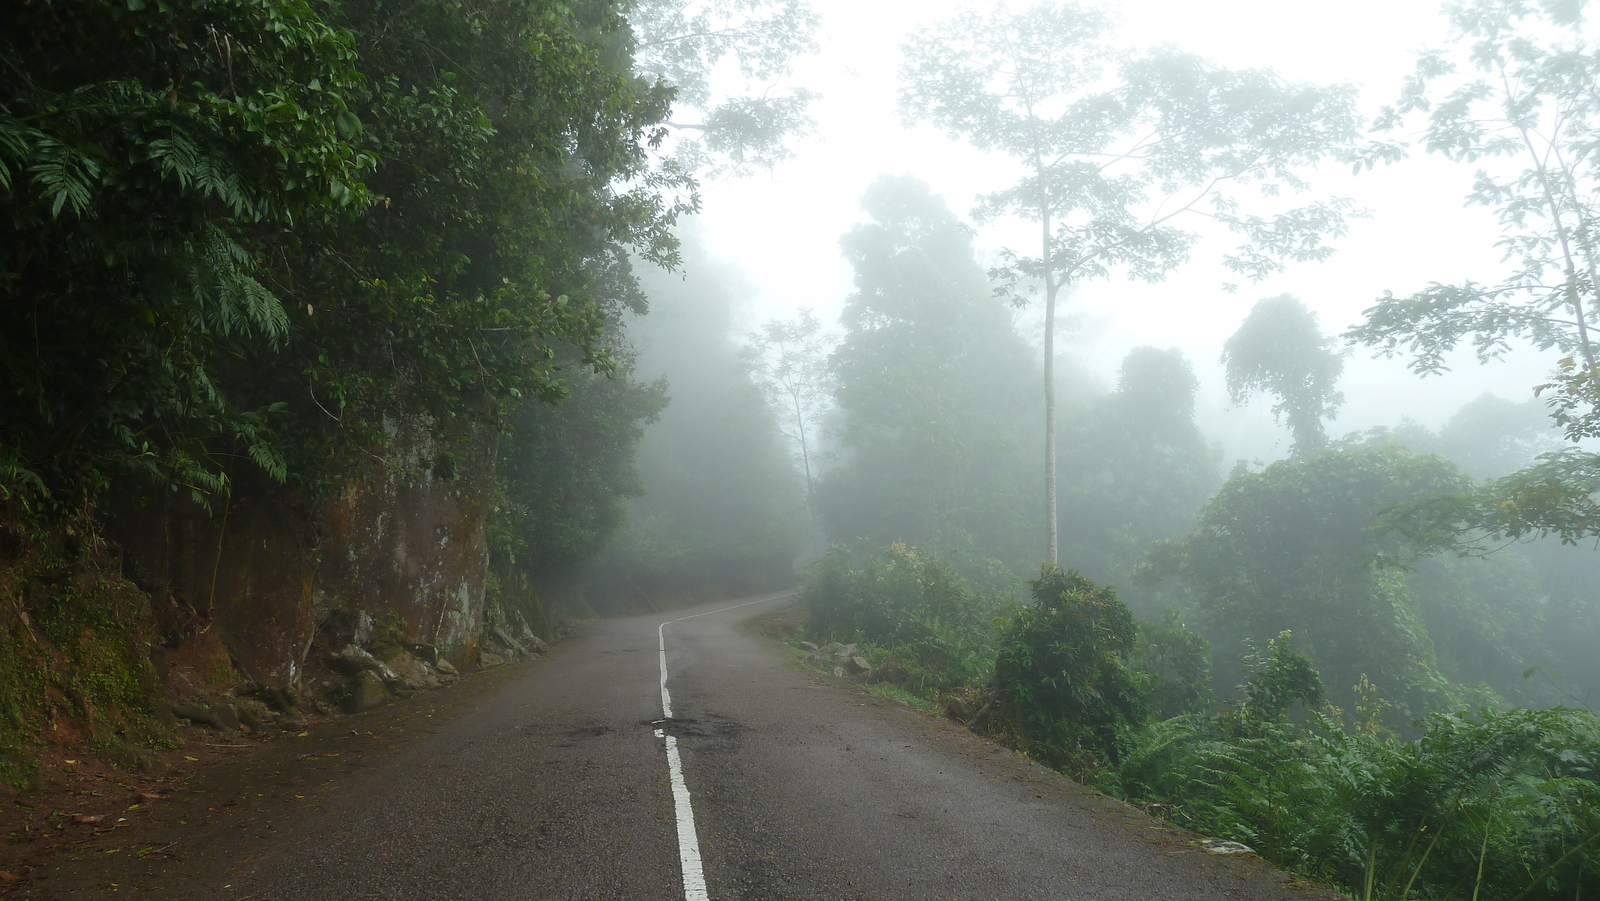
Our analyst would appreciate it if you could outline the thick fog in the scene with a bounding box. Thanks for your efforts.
[692,0,1553,464]
[612,0,1600,719]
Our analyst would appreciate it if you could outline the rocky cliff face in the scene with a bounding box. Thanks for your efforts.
[112,410,505,701]
[313,411,498,669]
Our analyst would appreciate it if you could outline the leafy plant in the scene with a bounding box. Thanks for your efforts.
[994,567,1145,773]
[1132,612,1214,720]
[1122,689,1600,900]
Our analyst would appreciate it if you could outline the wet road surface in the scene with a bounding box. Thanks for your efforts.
[14,594,1338,900]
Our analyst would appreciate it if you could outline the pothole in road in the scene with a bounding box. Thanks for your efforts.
[645,714,746,740]
[513,723,614,741]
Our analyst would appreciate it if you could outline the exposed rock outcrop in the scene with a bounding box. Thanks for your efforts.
[108,407,513,709]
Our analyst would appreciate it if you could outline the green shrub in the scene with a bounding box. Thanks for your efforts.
[798,542,999,692]
[1120,651,1600,900]
[1132,611,1214,719]
[993,567,1145,774]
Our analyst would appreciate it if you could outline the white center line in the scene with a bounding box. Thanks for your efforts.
[655,591,793,901]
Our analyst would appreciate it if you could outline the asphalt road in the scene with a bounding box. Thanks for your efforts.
[15,595,1339,900]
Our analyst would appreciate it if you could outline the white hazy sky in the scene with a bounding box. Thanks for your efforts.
[685,0,1555,462]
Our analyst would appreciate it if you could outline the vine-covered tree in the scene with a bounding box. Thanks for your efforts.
[899,1,1360,564]
[1222,295,1347,457]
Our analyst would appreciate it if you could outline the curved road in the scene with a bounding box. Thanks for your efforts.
[17,595,1337,900]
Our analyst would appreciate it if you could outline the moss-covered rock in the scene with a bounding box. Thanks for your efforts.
[344,671,389,713]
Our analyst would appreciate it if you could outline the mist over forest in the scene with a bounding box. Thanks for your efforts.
[3,0,1600,897]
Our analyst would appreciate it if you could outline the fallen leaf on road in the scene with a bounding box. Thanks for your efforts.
[0,871,21,882]
[72,814,103,825]
[138,792,161,801]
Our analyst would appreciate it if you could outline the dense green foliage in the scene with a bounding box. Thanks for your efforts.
[1123,704,1600,901]
[1131,612,1215,721]
[994,568,1146,769]
[2,0,689,513]
[800,543,1001,694]
[1,0,374,505]
[286,0,687,438]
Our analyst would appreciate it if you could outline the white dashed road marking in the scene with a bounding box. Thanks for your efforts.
[655,592,793,901]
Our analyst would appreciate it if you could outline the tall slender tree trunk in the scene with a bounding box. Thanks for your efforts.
[790,387,823,557]
[1041,206,1059,567]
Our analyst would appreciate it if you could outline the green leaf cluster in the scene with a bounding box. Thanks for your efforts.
[1122,699,1600,901]
[1,0,374,508]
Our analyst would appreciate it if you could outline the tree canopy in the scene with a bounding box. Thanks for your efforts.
[1059,346,1220,591]
[1153,447,1471,718]
[1223,295,1347,457]
[898,0,1361,564]
[630,0,820,176]
[818,176,1039,569]
[0,0,690,518]
[1350,0,1600,543]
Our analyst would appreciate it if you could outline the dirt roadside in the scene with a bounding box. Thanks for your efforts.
[0,638,565,899]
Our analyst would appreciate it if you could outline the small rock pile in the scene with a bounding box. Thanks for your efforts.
[799,641,873,679]
[319,611,467,713]
[476,600,549,668]
[170,694,291,735]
